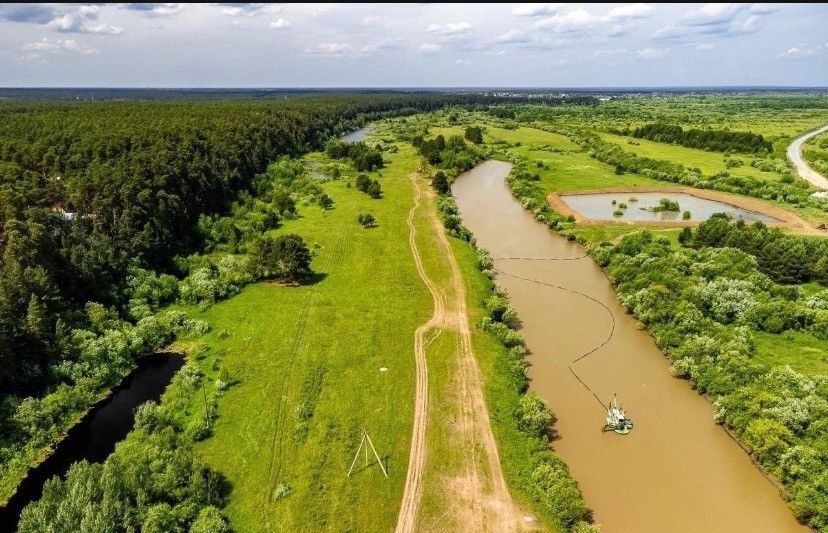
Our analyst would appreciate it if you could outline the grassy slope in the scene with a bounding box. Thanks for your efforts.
[177,144,429,531]
[408,175,563,531]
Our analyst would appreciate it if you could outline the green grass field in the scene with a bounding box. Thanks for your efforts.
[175,143,430,531]
[598,132,785,182]
[488,126,663,192]
[753,330,828,376]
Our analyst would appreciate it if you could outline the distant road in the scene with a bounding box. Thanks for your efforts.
[787,124,828,190]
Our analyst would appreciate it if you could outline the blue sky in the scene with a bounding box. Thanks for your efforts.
[0,3,826,87]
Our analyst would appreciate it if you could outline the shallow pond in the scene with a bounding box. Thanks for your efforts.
[0,353,183,529]
[341,126,372,143]
[453,161,804,532]
[561,192,778,222]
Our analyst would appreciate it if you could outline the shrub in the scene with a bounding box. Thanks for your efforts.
[432,171,450,195]
[516,392,556,439]
[464,125,484,144]
[366,180,383,199]
[190,507,230,533]
[355,173,371,192]
[357,212,377,228]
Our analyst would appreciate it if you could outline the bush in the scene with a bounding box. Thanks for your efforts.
[516,392,556,439]
[432,171,450,195]
[189,507,229,533]
[366,180,383,199]
[464,125,484,144]
[357,212,377,228]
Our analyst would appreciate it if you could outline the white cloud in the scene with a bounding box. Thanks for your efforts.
[694,43,715,50]
[46,6,123,35]
[269,18,290,29]
[362,15,382,25]
[219,3,280,17]
[122,3,185,17]
[685,3,745,26]
[305,42,352,56]
[495,29,530,44]
[680,3,763,37]
[777,43,823,58]
[304,38,401,57]
[534,8,597,33]
[512,4,563,17]
[456,58,474,65]
[23,37,96,55]
[638,47,667,59]
[418,43,442,54]
[426,22,472,35]
[652,24,688,41]
[604,3,652,21]
[749,3,778,15]
[608,23,629,37]
[359,38,402,55]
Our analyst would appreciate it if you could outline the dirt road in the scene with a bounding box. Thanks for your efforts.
[395,172,521,533]
[787,125,828,190]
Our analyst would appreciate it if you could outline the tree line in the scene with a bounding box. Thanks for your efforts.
[688,216,828,284]
[629,123,772,154]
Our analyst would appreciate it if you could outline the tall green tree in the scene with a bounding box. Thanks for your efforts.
[249,234,313,282]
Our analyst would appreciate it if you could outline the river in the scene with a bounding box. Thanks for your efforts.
[787,125,828,190]
[0,353,184,530]
[452,160,806,533]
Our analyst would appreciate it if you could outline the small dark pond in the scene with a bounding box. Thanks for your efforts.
[0,353,183,530]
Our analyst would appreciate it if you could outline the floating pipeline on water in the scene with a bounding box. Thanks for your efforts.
[492,254,590,261]
[493,264,615,412]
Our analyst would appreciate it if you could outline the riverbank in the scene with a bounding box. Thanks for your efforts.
[454,160,807,532]
[787,125,828,190]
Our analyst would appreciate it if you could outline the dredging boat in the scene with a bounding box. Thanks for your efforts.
[604,394,633,434]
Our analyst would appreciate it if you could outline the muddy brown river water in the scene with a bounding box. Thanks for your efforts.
[452,160,806,533]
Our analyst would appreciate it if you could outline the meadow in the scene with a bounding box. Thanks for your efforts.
[172,134,582,531]
[171,143,427,531]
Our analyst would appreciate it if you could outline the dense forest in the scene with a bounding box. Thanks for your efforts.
[630,123,773,153]
[0,93,590,396]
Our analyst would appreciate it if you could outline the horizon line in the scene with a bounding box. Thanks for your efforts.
[2,85,828,90]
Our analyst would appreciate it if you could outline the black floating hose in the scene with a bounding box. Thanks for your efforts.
[494,266,615,412]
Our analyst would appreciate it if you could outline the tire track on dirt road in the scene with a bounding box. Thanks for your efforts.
[396,172,522,533]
